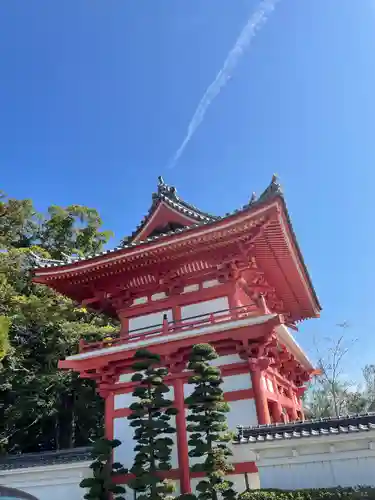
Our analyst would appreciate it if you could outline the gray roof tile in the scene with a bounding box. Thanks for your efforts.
[31,175,283,270]
[237,413,375,444]
[0,447,92,471]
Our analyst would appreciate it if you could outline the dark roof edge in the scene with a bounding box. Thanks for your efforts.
[237,412,375,444]
[32,174,321,314]
[277,194,322,313]
[0,446,92,471]
[32,175,283,270]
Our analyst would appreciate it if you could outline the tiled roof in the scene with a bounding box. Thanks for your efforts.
[122,175,219,245]
[31,175,283,269]
[0,447,92,471]
[237,413,375,443]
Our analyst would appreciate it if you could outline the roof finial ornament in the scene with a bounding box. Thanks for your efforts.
[270,173,283,194]
[249,192,257,205]
[256,174,283,204]
[157,175,178,199]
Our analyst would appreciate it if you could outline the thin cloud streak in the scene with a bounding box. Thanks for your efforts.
[168,0,279,169]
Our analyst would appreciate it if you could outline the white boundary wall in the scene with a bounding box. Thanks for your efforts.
[0,461,91,500]
[5,430,375,497]
[233,429,375,490]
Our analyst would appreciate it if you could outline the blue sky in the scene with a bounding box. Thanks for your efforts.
[1,0,375,379]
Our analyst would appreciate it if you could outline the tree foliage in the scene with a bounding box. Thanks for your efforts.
[0,316,10,362]
[184,344,236,500]
[80,438,127,500]
[306,328,375,418]
[0,190,116,454]
[128,349,177,500]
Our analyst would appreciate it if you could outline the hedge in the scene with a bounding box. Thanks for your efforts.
[239,487,375,499]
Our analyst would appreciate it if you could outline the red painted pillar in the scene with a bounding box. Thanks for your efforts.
[119,315,129,337]
[251,368,271,425]
[270,400,282,423]
[287,387,298,420]
[174,378,191,494]
[227,282,239,311]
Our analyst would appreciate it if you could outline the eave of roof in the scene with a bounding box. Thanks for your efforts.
[236,413,375,444]
[31,176,287,271]
[0,447,92,471]
[31,176,321,313]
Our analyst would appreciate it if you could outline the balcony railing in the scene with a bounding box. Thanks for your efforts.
[79,304,260,354]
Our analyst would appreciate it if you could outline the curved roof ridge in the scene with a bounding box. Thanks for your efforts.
[32,175,288,268]
[124,176,218,244]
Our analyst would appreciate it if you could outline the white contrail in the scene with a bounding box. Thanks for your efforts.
[168,0,279,169]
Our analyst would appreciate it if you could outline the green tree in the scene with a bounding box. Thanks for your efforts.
[39,204,113,260]
[80,437,127,500]
[0,191,40,249]
[0,316,10,363]
[128,349,177,500]
[185,344,236,500]
[0,191,116,454]
[361,365,375,411]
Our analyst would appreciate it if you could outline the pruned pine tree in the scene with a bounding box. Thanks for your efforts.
[128,349,178,500]
[185,344,236,500]
[79,437,127,500]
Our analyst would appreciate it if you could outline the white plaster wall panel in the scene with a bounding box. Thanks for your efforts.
[230,442,256,464]
[113,417,136,469]
[210,354,242,367]
[169,414,178,469]
[114,391,134,410]
[226,400,258,432]
[183,355,244,372]
[261,446,293,460]
[183,284,199,293]
[331,456,375,488]
[184,383,195,398]
[334,439,368,453]
[117,372,133,384]
[222,374,252,393]
[259,461,341,490]
[190,477,201,493]
[132,296,148,306]
[167,385,175,400]
[128,309,173,334]
[202,280,219,288]
[181,297,229,321]
[228,473,260,494]
[0,463,91,500]
[250,433,375,490]
[151,292,167,301]
[296,443,330,456]
[266,378,274,392]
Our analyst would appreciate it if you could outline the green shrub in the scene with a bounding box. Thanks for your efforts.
[239,487,375,500]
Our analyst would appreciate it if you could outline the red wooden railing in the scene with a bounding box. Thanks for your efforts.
[79,304,259,353]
